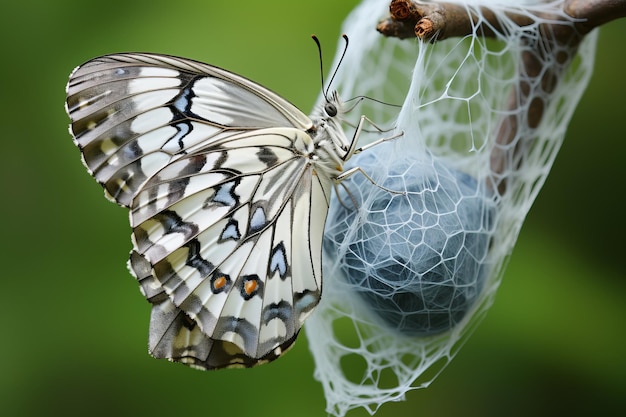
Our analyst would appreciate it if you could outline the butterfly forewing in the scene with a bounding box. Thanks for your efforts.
[66,52,345,369]
[66,53,313,206]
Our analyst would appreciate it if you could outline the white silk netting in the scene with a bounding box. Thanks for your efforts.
[305,0,597,415]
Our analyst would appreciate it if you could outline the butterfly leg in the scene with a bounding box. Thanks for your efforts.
[339,116,405,195]
[354,129,404,154]
[335,166,405,195]
[345,115,404,160]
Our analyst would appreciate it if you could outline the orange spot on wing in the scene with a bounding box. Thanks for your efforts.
[244,279,258,295]
[214,276,227,290]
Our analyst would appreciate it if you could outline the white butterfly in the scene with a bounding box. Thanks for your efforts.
[65,43,375,369]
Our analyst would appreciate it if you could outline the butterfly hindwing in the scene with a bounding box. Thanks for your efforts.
[130,251,299,369]
[66,53,343,369]
[130,130,329,363]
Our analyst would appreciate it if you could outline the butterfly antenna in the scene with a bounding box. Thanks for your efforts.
[312,34,349,102]
[311,35,328,102]
[325,34,349,98]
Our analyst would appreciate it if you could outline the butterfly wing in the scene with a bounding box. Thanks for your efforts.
[130,129,330,368]
[66,53,330,369]
[66,53,313,206]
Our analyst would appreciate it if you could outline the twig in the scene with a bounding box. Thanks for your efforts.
[378,0,626,41]
[377,0,626,194]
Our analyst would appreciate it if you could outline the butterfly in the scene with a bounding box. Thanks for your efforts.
[64,38,373,370]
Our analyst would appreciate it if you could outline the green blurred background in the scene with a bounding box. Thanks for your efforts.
[1,0,624,416]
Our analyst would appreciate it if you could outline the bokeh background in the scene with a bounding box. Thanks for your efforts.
[1,0,623,416]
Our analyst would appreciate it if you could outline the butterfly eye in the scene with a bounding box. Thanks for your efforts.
[324,102,338,117]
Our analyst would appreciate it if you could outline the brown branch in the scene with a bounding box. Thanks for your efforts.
[565,0,626,32]
[378,0,626,41]
[376,0,626,195]
[381,0,533,40]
